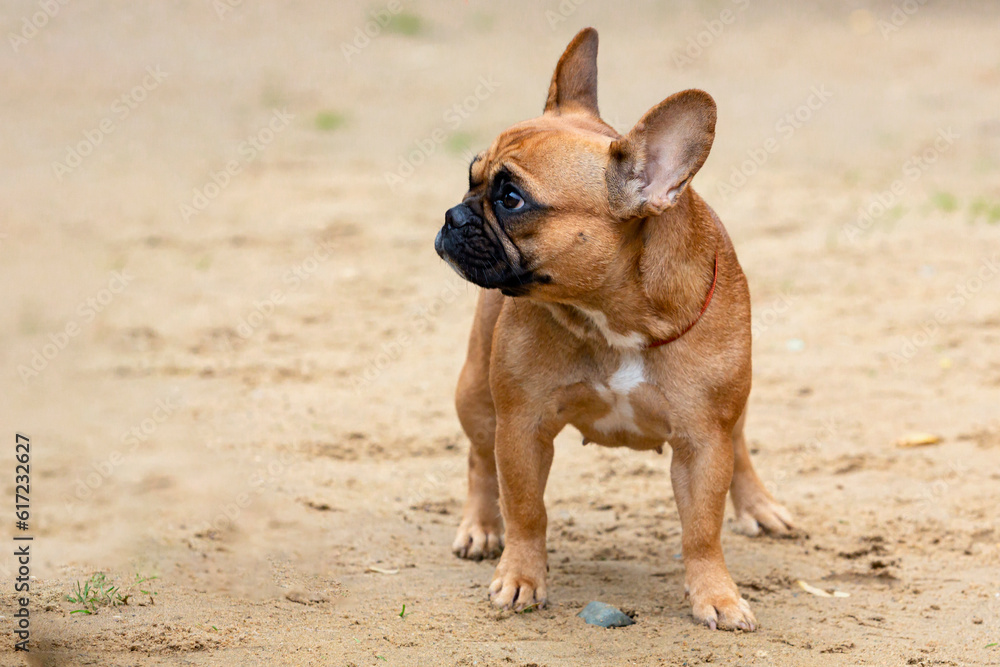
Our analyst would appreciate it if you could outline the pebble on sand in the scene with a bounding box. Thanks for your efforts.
[577,601,635,628]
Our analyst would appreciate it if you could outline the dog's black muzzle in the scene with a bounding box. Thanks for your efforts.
[435,203,545,296]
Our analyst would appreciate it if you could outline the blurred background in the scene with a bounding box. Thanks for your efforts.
[1,1,999,664]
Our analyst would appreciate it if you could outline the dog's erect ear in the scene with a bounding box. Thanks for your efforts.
[607,89,717,218]
[543,28,599,116]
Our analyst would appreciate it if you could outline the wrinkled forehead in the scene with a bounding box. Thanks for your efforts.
[470,115,618,192]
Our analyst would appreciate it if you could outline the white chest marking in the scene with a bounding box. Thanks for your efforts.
[608,354,645,393]
[593,353,645,435]
[576,307,646,350]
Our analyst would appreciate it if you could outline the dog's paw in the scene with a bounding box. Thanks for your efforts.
[731,494,795,537]
[452,514,504,561]
[688,582,757,632]
[488,551,547,611]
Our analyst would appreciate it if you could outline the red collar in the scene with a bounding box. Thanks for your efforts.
[647,250,719,349]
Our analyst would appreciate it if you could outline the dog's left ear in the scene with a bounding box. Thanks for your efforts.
[543,28,599,116]
[607,89,717,218]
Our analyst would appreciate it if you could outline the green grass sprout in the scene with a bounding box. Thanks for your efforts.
[66,572,160,615]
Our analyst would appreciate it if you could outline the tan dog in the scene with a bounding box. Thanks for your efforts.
[434,28,793,631]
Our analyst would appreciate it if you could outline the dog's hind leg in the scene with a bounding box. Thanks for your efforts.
[729,407,795,536]
[452,290,505,560]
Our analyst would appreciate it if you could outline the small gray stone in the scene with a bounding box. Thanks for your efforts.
[577,601,635,628]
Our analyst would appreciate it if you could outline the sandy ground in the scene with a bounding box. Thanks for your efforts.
[1,1,999,665]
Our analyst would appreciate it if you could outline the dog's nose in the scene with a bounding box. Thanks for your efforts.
[445,205,472,229]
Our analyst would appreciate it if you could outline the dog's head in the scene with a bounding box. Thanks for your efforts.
[435,28,717,299]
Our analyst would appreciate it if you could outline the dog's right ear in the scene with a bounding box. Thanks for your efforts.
[543,28,599,117]
[606,89,717,219]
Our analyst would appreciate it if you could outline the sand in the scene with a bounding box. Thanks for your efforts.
[1,1,999,665]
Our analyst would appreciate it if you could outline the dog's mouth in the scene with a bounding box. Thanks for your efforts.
[489,268,550,297]
[435,226,548,296]
[435,231,467,278]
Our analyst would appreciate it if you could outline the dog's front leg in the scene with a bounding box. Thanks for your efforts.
[488,413,554,611]
[671,431,757,631]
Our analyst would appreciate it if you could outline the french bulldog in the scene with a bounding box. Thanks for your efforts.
[434,27,794,631]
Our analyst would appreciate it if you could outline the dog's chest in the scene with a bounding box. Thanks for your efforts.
[591,355,645,433]
[568,352,672,449]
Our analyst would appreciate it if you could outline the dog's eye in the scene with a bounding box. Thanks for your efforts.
[496,184,525,211]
